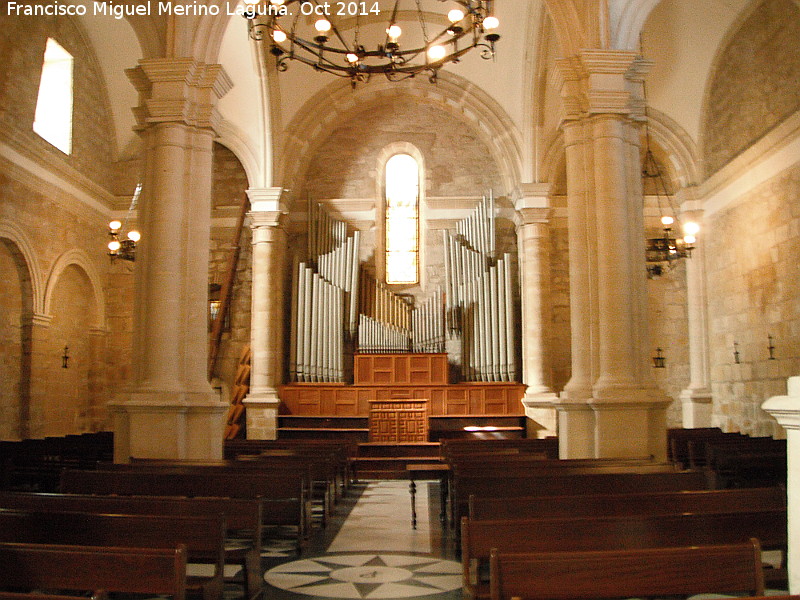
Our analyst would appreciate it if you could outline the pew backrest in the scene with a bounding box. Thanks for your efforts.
[0,542,187,600]
[489,539,764,600]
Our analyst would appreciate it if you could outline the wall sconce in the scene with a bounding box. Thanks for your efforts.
[733,341,741,364]
[768,334,776,360]
[652,347,666,368]
[61,346,70,369]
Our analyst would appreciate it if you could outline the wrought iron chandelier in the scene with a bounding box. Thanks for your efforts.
[107,183,141,262]
[643,145,698,278]
[245,0,500,85]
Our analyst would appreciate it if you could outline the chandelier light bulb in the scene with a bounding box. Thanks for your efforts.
[661,215,674,226]
[315,19,331,33]
[127,230,141,242]
[683,221,700,235]
[108,240,121,252]
[346,53,359,63]
[684,234,696,245]
[270,0,285,4]
[448,9,464,23]
[483,16,499,30]
[272,29,287,43]
[428,45,447,61]
[109,220,122,231]
[386,25,402,40]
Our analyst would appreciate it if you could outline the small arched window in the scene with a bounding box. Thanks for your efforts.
[33,39,73,154]
[384,154,419,285]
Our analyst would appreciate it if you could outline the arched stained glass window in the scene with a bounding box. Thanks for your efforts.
[33,39,73,154]
[385,154,419,285]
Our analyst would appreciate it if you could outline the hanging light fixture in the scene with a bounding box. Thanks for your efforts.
[108,183,141,262]
[642,92,698,278]
[245,0,500,85]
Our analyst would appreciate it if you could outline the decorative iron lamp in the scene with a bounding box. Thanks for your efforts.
[245,0,500,85]
[108,183,141,262]
[642,139,699,278]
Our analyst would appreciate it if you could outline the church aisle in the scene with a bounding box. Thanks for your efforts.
[259,480,462,600]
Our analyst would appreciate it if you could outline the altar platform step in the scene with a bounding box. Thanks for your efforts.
[352,443,443,480]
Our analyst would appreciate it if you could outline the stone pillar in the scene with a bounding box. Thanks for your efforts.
[108,58,232,462]
[762,376,800,593]
[515,185,559,438]
[555,50,670,459]
[679,202,713,427]
[243,188,287,440]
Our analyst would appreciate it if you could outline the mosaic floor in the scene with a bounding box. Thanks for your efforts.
[255,480,461,600]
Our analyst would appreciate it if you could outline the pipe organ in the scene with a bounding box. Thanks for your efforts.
[443,194,517,382]
[290,194,515,384]
[289,203,360,383]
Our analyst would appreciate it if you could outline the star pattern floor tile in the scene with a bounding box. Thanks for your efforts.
[265,553,462,599]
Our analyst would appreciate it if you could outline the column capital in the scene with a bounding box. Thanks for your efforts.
[556,50,651,121]
[514,184,552,226]
[126,58,233,131]
[763,376,800,430]
[247,187,287,213]
[32,313,52,327]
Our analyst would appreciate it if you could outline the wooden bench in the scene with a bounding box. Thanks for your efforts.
[440,438,558,459]
[0,509,225,600]
[0,542,186,600]
[452,469,708,528]
[0,491,263,598]
[60,467,310,546]
[0,593,108,600]
[461,510,787,599]
[469,486,786,520]
[489,539,764,600]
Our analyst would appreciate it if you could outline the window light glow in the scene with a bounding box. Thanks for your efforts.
[385,154,419,285]
[33,39,73,154]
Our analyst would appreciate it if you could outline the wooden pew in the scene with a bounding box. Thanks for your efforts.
[0,491,263,598]
[0,542,186,600]
[469,486,786,521]
[124,455,336,526]
[60,467,310,546]
[461,510,787,599]
[452,469,708,528]
[224,439,355,493]
[489,539,764,600]
[0,593,108,600]
[0,509,225,600]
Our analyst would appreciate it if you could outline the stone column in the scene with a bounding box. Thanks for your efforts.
[515,185,559,438]
[555,50,670,459]
[243,188,287,440]
[762,376,800,593]
[679,202,713,427]
[108,58,232,462]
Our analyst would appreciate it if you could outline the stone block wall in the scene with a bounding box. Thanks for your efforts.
[703,0,800,177]
[0,13,116,187]
[706,163,800,435]
[209,143,252,402]
[647,261,689,427]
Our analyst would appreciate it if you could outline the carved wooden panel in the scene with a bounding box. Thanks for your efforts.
[354,354,448,386]
[279,382,525,416]
[368,399,429,443]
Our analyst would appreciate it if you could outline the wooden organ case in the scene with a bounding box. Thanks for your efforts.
[280,196,525,433]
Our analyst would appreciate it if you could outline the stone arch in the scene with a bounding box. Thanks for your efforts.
[279,71,522,202]
[699,0,800,176]
[611,0,661,51]
[0,221,44,316]
[0,223,37,440]
[43,249,106,330]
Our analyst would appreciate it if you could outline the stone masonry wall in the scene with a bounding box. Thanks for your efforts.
[706,163,800,435]
[0,242,27,440]
[703,0,800,176]
[0,13,116,186]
